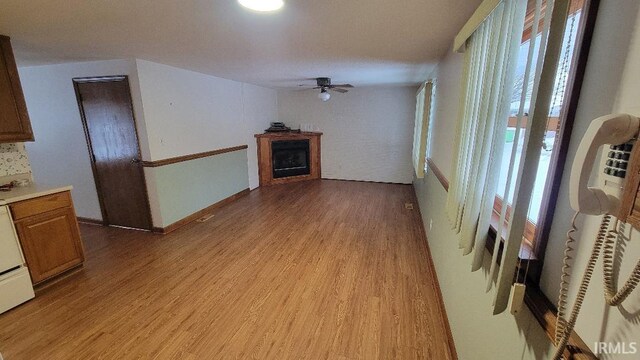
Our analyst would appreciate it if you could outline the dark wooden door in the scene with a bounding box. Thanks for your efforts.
[74,77,152,230]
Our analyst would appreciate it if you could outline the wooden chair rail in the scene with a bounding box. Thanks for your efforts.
[141,145,248,167]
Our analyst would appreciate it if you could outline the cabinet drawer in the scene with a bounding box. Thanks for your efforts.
[10,191,72,220]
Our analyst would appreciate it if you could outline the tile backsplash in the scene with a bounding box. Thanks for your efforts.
[0,143,32,177]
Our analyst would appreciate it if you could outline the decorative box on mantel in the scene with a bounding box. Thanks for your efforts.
[255,132,322,186]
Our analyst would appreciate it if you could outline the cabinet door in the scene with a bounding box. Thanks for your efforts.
[0,35,33,142]
[15,207,84,284]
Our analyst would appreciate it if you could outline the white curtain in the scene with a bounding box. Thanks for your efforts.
[445,0,527,254]
[412,81,434,178]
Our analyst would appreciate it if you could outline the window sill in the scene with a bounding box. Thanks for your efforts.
[486,212,593,359]
[486,218,544,298]
[488,211,538,261]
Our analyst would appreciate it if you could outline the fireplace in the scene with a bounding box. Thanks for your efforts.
[271,140,310,178]
[255,131,322,186]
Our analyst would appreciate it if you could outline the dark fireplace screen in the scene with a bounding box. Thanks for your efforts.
[272,140,311,178]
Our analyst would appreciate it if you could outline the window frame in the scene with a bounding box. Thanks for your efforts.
[427,0,600,355]
[489,0,595,283]
[492,116,560,247]
[528,0,597,283]
[412,81,434,179]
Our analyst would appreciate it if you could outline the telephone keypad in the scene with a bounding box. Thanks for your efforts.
[604,141,634,179]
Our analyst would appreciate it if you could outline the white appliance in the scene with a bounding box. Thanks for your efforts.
[0,205,34,314]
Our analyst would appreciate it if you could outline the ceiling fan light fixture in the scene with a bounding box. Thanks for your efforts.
[318,89,331,102]
[238,0,284,12]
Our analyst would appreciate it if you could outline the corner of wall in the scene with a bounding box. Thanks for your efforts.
[129,59,152,161]
[142,167,164,228]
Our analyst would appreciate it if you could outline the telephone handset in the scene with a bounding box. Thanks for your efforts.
[569,113,639,215]
[553,113,640,359]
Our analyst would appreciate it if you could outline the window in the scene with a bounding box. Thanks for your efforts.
[493,0,586,251]
[445,0,597,314]
[412,81,434,179]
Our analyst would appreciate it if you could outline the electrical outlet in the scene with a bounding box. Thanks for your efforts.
[429,219,433,231]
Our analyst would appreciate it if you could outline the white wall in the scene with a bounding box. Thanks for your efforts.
[136,60,240,160]
[416,1,640,358]
[427,50,466,179]
[19,59,277,225]
[18,59,148,220]
[135,60,277,190]
[278,87,416,184]
[241,84,278,189]
[540,0,640,351]
[415,174,554,359]
[415,45,553,360]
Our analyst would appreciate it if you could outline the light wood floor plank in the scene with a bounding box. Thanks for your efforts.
[0,180,453,359]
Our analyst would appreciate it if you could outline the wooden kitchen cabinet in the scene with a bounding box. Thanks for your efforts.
[11,191,84,284]
[0,35,34,143]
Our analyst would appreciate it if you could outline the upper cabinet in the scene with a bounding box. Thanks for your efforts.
[0,35,33,143]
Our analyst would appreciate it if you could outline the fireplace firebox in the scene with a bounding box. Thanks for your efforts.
[271,140,310,178]
[255,131,322,186]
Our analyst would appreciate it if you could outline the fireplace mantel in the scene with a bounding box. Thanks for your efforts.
[255,131,322,186]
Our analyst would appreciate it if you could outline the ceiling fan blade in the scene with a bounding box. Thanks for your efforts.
[330,88,348,93]
[330,84,354,88]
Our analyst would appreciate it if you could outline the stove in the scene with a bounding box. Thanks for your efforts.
[0,205,34,314]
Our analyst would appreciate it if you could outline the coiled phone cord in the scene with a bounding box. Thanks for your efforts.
[553,213,640,359]
[602,222,640,306]
[553,213,608,359]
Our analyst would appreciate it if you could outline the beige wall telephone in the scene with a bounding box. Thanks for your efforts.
[570,113,639,215]
[553,113,640,359]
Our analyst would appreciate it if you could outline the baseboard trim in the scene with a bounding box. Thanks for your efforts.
[410,187,458,359]
[413,187,458,360]
[321,177,412,185]
[153,188,250,234]
[77,217,105,226]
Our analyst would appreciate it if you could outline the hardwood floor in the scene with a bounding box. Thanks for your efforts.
[0,180,454,359]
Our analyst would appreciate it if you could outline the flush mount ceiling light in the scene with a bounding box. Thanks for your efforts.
[238,0,284,12]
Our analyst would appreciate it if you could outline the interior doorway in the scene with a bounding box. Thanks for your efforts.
[73,76,152,230]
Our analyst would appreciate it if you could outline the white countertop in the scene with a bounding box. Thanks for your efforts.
[0,183,73,205]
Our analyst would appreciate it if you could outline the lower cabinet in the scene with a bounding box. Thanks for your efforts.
[11,191,84,284]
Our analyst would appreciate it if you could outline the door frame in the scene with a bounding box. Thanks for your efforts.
[72,75,153,230]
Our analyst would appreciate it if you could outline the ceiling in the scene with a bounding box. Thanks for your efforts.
[0,0,481,88]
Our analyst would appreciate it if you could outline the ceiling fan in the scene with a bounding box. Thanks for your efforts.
[311,77,354,101]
